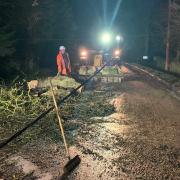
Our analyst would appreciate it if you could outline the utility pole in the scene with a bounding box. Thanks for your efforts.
[165,0,172,71]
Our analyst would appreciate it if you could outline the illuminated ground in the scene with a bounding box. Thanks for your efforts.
[1,68,180,179]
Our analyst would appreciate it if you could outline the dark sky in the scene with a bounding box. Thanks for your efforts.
[70,0,156,48]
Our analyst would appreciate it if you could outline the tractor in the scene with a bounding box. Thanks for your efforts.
[76,48,123,83]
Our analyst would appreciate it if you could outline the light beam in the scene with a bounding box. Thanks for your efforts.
[110,0,122,27]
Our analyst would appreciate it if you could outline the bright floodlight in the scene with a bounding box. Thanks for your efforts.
[115,50,120,56]
[143,56,148,60]
[116,35,123,41]
[81,51,87,56]
[80,49,88,60]
[102,32,111,44]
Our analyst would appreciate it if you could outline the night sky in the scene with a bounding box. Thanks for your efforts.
[70,0,156,49]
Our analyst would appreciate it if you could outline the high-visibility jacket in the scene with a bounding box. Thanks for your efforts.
[57,52,71,75]
[94,54,103,67]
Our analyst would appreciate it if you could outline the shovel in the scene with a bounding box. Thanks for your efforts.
[49,80,81,177]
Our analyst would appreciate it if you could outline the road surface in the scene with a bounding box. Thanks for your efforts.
[1,66,180,180]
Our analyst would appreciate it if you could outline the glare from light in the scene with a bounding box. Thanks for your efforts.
[114,49,122,58]
[116,35,123,42]
[143,56,148,60]
[110,0,122,27]
[101,32,111,44]
[80,49,88,60]
[115,50,120,55]
[103,0,107,26]
[81,51,87,56]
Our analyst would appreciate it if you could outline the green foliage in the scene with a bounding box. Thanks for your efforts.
[0,83,51,142]
[0,84,49,120]
[0,82,115,148]
[87,67,96,75]
[38,76,81,89]
[101,67,119,75]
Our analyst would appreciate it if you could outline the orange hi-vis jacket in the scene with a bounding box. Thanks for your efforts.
[57,52,71,75]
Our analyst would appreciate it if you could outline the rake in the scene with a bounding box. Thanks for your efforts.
[50,80,81,177]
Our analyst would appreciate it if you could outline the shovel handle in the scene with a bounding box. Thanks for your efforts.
[50,80,70,159]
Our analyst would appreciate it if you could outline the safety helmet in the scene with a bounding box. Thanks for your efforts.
[59,46,65,50]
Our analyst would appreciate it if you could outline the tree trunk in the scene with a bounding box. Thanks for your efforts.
[165,42,170,70]
[165,0,171,71]
[176,50,180,63]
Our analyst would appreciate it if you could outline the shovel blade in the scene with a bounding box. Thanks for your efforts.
[63,155,81,174]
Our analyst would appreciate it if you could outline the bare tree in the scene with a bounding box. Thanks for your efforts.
[171,0,180,63]
[165,0,171,70]
[165,0,180,70]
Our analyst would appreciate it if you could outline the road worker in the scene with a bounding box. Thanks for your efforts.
[57,46,71,76]
[94,52,103,68]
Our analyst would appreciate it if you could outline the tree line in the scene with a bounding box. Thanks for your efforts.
[119,0,180,71]
[0,0,180,79]
[0,0,75,79]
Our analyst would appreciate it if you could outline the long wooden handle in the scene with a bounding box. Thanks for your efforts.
[0,64,107,149]
[50,80,70,159]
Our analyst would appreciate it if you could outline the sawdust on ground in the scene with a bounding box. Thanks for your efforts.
[1,76,180,180]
